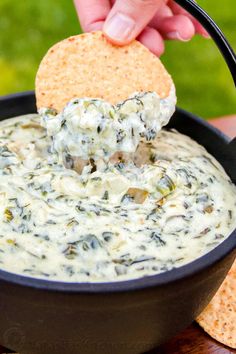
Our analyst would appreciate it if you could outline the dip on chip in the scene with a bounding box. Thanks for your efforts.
[35,31,174,111]
[197,259,236,349]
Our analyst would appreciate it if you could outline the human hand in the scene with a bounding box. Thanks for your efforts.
[74,0,210,57]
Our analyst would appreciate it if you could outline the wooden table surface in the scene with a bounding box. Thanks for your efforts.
[210,115,236,139]
[0,116,235,354]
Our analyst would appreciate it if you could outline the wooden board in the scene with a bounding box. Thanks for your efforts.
[153,323,236,354]
[0,324,235,354]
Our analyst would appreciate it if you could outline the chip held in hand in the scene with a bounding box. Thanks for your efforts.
[35,31,174,111]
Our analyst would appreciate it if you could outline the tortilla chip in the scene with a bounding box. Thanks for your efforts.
[197,258,236,349]
[35,31,173,111]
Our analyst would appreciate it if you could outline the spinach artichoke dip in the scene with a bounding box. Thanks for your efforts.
[0,91,235,282]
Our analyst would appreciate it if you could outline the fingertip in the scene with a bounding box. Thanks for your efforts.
[194,23,211,38]
[202,32,211,39]
[102,0,164,46]
[137,27,165,57]
[103,33,129,46]
[103,28,132,46]
[103,12,137,45]
[168,1,211,40]
[175,15,195,39]
[161,14,195,41]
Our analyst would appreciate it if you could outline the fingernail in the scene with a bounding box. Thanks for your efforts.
[202,32,211,39]
[104,12,136,42]
[166,31,191,42]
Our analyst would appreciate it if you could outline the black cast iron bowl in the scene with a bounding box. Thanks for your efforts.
[0,1,236,353]
[0,94,235,354]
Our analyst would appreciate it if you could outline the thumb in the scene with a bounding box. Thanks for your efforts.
[103,0,164,45]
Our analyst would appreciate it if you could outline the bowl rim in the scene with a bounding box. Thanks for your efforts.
[0,91,235,294]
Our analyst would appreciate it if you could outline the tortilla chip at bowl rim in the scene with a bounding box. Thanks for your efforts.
[197,259,236,349]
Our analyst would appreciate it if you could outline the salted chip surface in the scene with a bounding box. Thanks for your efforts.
[35,31,173,111]
[197,259,236,349]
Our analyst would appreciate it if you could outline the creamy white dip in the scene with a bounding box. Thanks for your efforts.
[0,106,235,282]
[40,89,176,164]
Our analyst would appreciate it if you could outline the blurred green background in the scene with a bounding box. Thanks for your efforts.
[0,0,235,118]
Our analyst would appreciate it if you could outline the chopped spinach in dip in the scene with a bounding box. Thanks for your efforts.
[0,107,235,282]
[40,89,176,164]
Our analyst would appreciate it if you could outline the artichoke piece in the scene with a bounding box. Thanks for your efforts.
[156,197,166,207]
[4,208,13,222]
[42,107,58,116]
[204,205,214,214]
[72,156,88,175]
[63,244,78,260]
[156,174,176,197]
[6,239,16,245]
[21,123,44,130]
[125,188,149,204]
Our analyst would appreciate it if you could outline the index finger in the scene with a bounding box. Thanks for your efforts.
[74,0,111,32]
